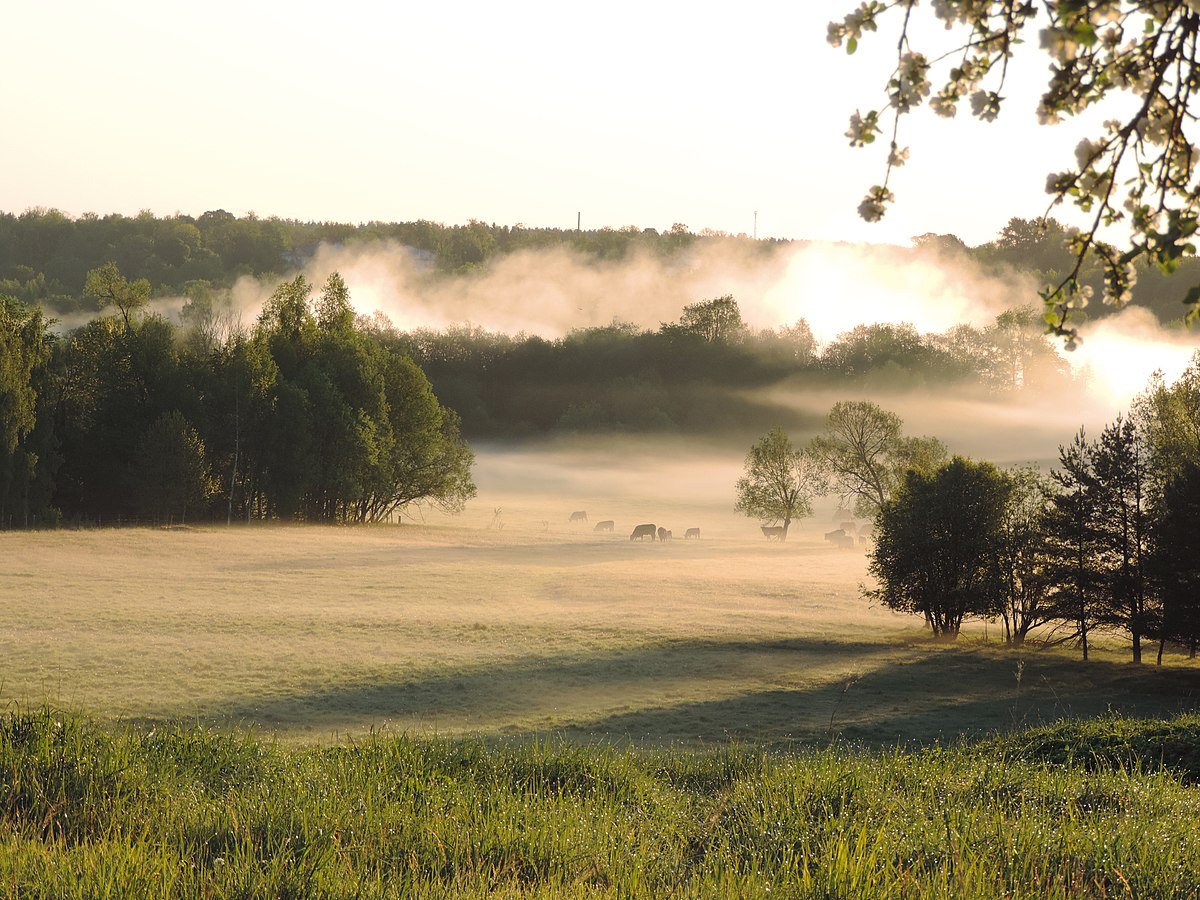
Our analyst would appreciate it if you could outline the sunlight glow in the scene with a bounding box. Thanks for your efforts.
[1069,308,1200,412]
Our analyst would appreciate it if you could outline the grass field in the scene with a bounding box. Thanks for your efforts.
[5,440,1200,747]
[7,443,1200,896]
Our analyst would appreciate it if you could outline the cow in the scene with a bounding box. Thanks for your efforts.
[657,526,673,541]
[593,520,615,532]
[569,510,588,523]
[825,528,854,549]
[630,523,657,541]
[761,525,786,540]
[684,527,700,540]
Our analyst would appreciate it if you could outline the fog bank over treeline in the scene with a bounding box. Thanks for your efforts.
[5,207,1200,331]
[4,208,1200,510]
[294,237,1017,342]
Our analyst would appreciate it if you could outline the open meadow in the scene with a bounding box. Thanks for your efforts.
[5,439,1200,747]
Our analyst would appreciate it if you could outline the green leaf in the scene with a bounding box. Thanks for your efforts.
[847,36,858,55]
[1074,23,1097,47]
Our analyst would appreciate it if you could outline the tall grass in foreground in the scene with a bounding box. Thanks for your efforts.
[3,706,1200,898]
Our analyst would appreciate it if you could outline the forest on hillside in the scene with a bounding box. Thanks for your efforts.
[4,207,1200,325]
[0,267,1074,530]
[0,207,1187,530]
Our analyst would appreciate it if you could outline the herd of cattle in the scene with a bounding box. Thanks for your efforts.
[566,510,871,546]
[824,520,873,548]
[570,511,699,541]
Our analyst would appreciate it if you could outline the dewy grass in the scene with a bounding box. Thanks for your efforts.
[4,705,1200,898]
[6,524,1200,747]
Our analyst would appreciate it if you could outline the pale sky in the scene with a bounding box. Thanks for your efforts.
[5,1,1101,247]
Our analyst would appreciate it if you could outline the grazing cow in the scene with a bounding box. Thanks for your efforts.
[761,525,786,540]
[657,526,673,542]
[630,523,657,541]
[593,520,615,532]
[825,528,854,549]
[684,527,700,540]
[569,510,588,523]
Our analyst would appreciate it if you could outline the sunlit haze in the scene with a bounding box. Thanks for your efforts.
[12,0,1200,443]
[10,1,1104,245]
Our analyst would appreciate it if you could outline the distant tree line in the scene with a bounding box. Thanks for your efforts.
[0,209,782,313]
[4,208,1200,326]
[0,268,475,529]
[386,298,1073,439]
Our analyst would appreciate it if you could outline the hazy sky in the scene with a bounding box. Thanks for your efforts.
[6,1,1101,246]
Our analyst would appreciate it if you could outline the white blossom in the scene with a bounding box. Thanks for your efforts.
[969,90,1001,121]
[1040,27,1078,62]
[857,185,894,222]
[1074,137,1104,170]
[845,110,880,146]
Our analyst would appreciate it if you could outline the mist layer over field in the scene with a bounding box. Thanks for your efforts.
[18,235,1200,746]
[7,439,1200,746]
[192,236,1200,449]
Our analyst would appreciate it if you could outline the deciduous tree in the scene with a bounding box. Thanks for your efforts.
[84,261,149,329]
[868,456,1011,638]
[807,400,947,517]
[995,465,1055,646]
[0,297,55,527]
[670,295,746,344]
[734,427,826,540]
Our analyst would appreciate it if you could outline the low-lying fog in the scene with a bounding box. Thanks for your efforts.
[159,233,1200,525]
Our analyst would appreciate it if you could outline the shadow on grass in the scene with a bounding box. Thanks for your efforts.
[203,637,1200,748]
[219,537,752,574]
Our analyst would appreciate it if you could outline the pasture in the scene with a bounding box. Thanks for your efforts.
[8,440,1200,896]
[5,439,1200,745]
